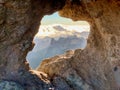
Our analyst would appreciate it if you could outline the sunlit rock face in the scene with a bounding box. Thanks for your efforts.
[38,0,120,90]
[37,50,94,90]
[0,0,120,90]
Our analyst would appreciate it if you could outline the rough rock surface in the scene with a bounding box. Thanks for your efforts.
[0,0,120,90]
[38,50,93,90]
[0,0,65,89]
[0,81,24,90]
[39,0,120,90]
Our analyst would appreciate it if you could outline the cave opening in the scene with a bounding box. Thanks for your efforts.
[26,12,90,69]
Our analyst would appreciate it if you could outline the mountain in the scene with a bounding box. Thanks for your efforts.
[45,36,86,58]
[26,24,89,69]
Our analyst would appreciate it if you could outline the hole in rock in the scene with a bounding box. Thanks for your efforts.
[26,12,90,69]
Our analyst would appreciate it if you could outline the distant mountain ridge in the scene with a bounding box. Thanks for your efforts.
[36,24,89,38]
[27,24,89,69]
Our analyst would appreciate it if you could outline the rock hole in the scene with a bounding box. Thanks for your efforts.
[26,12,90,69]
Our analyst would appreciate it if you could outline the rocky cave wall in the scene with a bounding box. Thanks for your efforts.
[0,0,66,89]
[38,0,120,90]
[0,0,120,90]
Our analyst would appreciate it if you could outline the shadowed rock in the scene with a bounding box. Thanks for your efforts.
[0,0,120,90]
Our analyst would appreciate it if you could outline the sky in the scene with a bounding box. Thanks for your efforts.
[27,12,90,69]
[41,12,89,25]
[37,12,90,37]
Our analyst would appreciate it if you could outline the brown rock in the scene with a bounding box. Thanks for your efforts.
[0,0,120,90]
[0,0,66,89]
[39,0,120,90]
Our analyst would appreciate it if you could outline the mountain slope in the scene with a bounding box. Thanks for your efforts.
[27,24,89,69]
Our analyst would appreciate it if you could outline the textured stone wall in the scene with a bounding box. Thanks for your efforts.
[38,0,120,90]
[0,0,65,89]
[0,0,120,90]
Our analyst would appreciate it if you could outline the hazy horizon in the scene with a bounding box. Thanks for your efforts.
[27,12,90,69]
[27,24,89,69]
